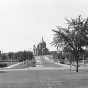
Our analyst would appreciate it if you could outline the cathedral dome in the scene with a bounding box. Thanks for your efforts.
[39,37,46,44]
[33,36,49,55]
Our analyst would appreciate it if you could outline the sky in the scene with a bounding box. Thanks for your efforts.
[0,0,88,53]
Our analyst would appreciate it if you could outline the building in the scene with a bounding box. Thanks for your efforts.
[33,37,49,55]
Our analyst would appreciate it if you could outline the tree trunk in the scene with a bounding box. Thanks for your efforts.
[70,57,72,71]
[76,55,79,72]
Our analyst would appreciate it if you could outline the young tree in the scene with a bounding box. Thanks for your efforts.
[51,16,88,72]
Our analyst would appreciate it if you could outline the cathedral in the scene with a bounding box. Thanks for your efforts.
[33,37,49,55]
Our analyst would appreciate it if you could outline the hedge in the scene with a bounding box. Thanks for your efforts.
[0,63,7,68]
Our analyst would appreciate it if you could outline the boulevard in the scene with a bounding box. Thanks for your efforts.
[1,55,88,71]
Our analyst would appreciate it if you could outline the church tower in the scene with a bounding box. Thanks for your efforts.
[39,36,46,49]
[33,37,49,55]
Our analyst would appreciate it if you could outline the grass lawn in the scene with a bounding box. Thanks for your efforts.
[0,70,88,88]
[12,62,28,69]
[0,61,18,67]
[12,60,36,69]
[41,59,61,67]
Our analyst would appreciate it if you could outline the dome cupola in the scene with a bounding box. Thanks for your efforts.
[40,37,46,44]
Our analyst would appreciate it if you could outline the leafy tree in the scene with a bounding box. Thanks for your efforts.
[63,45,75,61]
[1,54,7,61]
[51,16,88,72]
[14,51,34,62]
[8,52,13,59]
[63,45,72,53]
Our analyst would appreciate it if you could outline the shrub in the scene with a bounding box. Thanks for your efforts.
[0,63,7,68]
[60,61,64,64]
[31,60,36,67]
[27,60,36,67]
